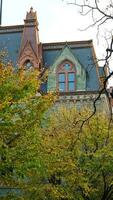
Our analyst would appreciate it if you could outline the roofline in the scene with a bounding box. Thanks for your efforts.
[42,40,92,46]
[0,25,24,34]
[42,40,93,50]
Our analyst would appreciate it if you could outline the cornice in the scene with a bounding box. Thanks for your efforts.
[42,40,93,50]
[58,90,105,96]
[0,25,24,34]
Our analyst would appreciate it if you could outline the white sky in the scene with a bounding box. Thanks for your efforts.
[2,0,113,86]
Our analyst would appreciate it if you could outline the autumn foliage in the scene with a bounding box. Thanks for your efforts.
[0,59,113,200]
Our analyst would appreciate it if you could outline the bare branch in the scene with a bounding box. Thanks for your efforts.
[65,0,113,36]
[69,38,113,151]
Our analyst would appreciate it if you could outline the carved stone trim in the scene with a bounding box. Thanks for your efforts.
[18,41,39,68]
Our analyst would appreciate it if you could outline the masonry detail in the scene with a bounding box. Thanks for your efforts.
[0,8,110,114]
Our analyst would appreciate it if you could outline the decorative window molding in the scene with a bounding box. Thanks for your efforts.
[18,41,39,69]
[57,60,76,92]
[47,46,86,92]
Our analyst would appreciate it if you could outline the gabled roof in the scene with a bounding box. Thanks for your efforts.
[42,40,94,67]
[42,40,100,91]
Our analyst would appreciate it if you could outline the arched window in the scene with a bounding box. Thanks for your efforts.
[24,59,33,69]
[57,61,76,92]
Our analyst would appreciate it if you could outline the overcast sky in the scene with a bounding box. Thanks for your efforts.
[1,0,113,85]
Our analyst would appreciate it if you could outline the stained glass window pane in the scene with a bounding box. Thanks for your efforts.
[68,82,75,91]
[24,60,33,69]
[59,83,66,92]
[63,63,70,70]
[58,73,65,82]
[68,73,75,81]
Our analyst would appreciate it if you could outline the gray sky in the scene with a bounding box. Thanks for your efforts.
[2,0,113,85]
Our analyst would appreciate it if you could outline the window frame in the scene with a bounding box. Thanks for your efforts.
[24,59,33,69]
[57,60,76,92]
[58,73,66,92]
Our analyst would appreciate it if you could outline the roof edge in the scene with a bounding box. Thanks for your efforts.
[0,25,24,34]
[42,40,93,50]
[42,40,93,46]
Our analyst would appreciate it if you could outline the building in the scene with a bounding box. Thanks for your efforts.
[0,8,110,113]
[0,7,112,198]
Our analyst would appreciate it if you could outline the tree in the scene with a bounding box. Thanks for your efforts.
[6,107,112,200]
[0,58,54,198]
[0,59,113,200]
[37,108,113,200]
